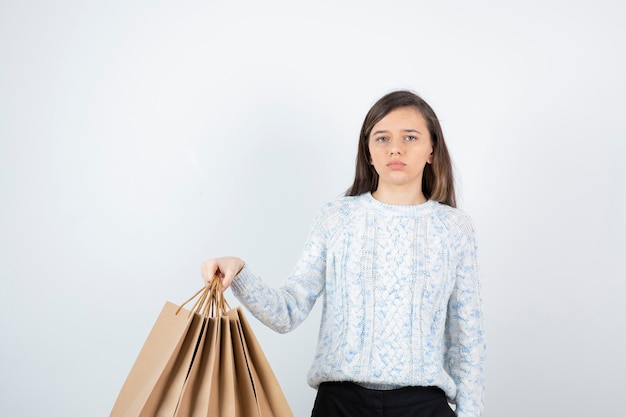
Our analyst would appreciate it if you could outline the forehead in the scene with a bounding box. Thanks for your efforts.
[372,107,428,132]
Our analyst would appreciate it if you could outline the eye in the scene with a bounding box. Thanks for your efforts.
[375,136,389,143]
[405,136,417,141]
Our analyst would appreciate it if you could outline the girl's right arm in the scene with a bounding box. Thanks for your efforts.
[205,205,330,333]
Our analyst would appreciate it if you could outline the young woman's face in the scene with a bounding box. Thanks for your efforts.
[368,107,433,193]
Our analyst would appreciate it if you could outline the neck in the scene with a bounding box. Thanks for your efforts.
[372,187,427,206]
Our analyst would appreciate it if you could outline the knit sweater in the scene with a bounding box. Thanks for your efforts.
[230,192,485,417]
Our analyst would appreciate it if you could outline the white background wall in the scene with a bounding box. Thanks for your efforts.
[1,0,624,416]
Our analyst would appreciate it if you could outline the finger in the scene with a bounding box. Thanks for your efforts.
[200,260,219,285]
[221,272,234,290]
[221,260,243,290]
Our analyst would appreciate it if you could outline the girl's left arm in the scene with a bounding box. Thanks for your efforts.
[446,218,486,417]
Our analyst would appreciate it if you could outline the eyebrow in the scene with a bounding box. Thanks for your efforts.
[371,128,424,136]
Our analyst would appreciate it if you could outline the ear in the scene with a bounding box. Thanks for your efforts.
[427,146,434,164]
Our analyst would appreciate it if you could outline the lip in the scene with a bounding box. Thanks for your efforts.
[386,160,406,169]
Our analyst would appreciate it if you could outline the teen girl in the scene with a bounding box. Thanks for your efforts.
[201,90,485,417]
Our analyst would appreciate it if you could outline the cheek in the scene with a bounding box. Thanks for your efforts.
[367,145,376,164]
[369,142,383,159]
[369,149,382,166]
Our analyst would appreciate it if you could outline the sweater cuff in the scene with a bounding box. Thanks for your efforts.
[229,263,257,298]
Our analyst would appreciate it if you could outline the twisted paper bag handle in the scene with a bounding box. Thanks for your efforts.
[175,276,231,319]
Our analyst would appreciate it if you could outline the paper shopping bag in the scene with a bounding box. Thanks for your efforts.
[108,300,197,416]
[233,309,293,416]
[109,280,294,417]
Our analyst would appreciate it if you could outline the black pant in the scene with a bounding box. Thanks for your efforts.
[311,382,456,417]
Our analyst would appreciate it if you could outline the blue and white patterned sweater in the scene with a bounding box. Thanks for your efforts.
[231,192,485,417]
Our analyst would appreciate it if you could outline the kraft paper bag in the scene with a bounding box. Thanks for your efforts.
[175,314,223,417]
[235,309,293,417]
[109,300,199,417]
[109,281,294,417]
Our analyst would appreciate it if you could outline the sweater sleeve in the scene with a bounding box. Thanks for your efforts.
[229,207,328,333]
[445,217,486,417]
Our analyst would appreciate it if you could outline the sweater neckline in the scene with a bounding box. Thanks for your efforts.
[361,192,437,217]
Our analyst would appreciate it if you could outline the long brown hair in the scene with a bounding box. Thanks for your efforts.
[346,90,456,208]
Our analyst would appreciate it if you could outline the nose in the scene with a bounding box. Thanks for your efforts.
[390,138,403,155]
